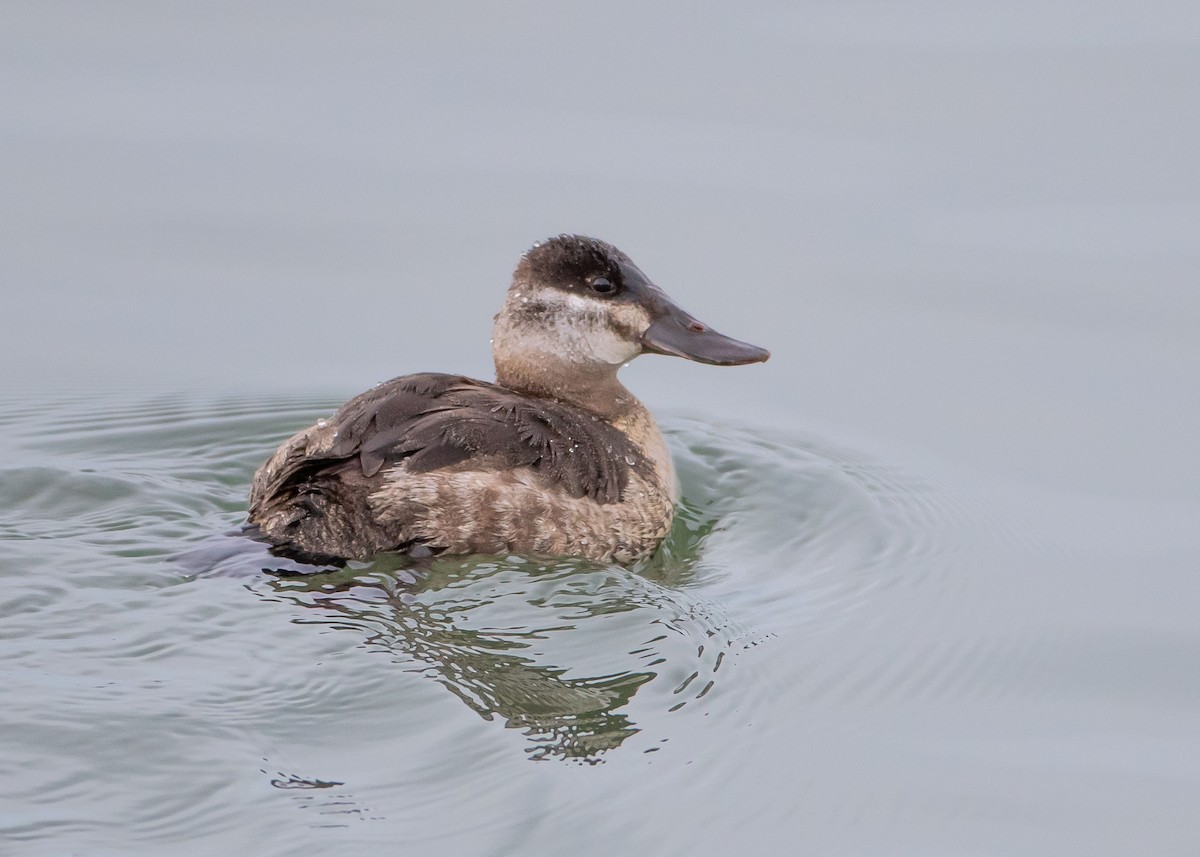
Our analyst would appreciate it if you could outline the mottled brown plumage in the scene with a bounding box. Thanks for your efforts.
[247,235,768,564]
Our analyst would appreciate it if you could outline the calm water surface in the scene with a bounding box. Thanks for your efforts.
[3,2,1200,855]
[4,390,1196,856]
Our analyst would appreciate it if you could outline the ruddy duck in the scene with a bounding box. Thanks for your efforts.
[248,235,768,564]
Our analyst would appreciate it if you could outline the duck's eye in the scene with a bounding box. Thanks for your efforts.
[589,276,616,295]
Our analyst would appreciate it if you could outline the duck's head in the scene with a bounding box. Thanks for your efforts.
[492,234,769,401]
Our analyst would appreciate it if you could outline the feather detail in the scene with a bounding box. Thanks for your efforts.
[252,373,650,509]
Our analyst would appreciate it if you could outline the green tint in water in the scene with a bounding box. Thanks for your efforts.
[234,493,727,763]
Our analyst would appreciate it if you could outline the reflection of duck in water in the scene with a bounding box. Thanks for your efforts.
[264,559,657,762]
[248,235,768,564]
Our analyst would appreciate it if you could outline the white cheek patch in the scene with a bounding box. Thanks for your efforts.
[588,328,642,364]
[540,292,645,366]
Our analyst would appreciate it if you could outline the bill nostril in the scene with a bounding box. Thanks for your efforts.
[688,322,707,332]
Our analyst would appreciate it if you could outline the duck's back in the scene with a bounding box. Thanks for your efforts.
[248,373,671,564]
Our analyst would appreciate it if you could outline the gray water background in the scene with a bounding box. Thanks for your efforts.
[2,2,1199,855]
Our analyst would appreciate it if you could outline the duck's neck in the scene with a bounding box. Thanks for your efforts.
[494,356,637,420]
[494,348,676,499]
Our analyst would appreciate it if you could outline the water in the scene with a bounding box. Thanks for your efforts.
[3,2,1200,855]
[0,395,959,852]
[5,393,1196,855]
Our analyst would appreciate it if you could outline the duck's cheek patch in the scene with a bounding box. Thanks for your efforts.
[590,304,648,365]
[540,293,642,365]
[589,331,642,365]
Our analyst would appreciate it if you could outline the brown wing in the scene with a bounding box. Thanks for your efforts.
[253,373,647,509]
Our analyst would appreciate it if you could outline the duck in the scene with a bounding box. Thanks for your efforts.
[247,234,769,565]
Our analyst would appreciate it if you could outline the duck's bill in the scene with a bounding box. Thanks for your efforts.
[641,307,770,366]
